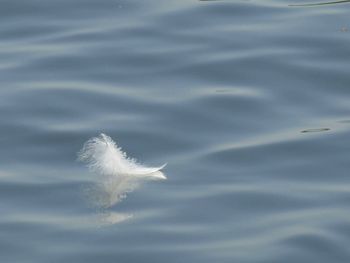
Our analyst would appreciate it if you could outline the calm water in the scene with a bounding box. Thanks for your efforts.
[1,0,350,262]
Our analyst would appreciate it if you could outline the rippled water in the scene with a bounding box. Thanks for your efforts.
[1,0,350,262]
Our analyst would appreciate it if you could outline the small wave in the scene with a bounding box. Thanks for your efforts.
[78,133,166,209]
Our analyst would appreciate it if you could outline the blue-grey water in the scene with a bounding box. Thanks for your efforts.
[1,0,350,262]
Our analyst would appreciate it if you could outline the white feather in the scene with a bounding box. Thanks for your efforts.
[78,133,166,208]
[78,133,166,179]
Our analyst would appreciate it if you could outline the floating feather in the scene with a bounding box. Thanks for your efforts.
[78,133,166,179]
[78,133,166,208]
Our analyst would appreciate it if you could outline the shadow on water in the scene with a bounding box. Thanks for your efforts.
[198,0,350,6]
[289,0,350,6]
[301,128,331,133]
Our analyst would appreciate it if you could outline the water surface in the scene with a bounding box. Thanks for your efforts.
[1,0,350,262]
